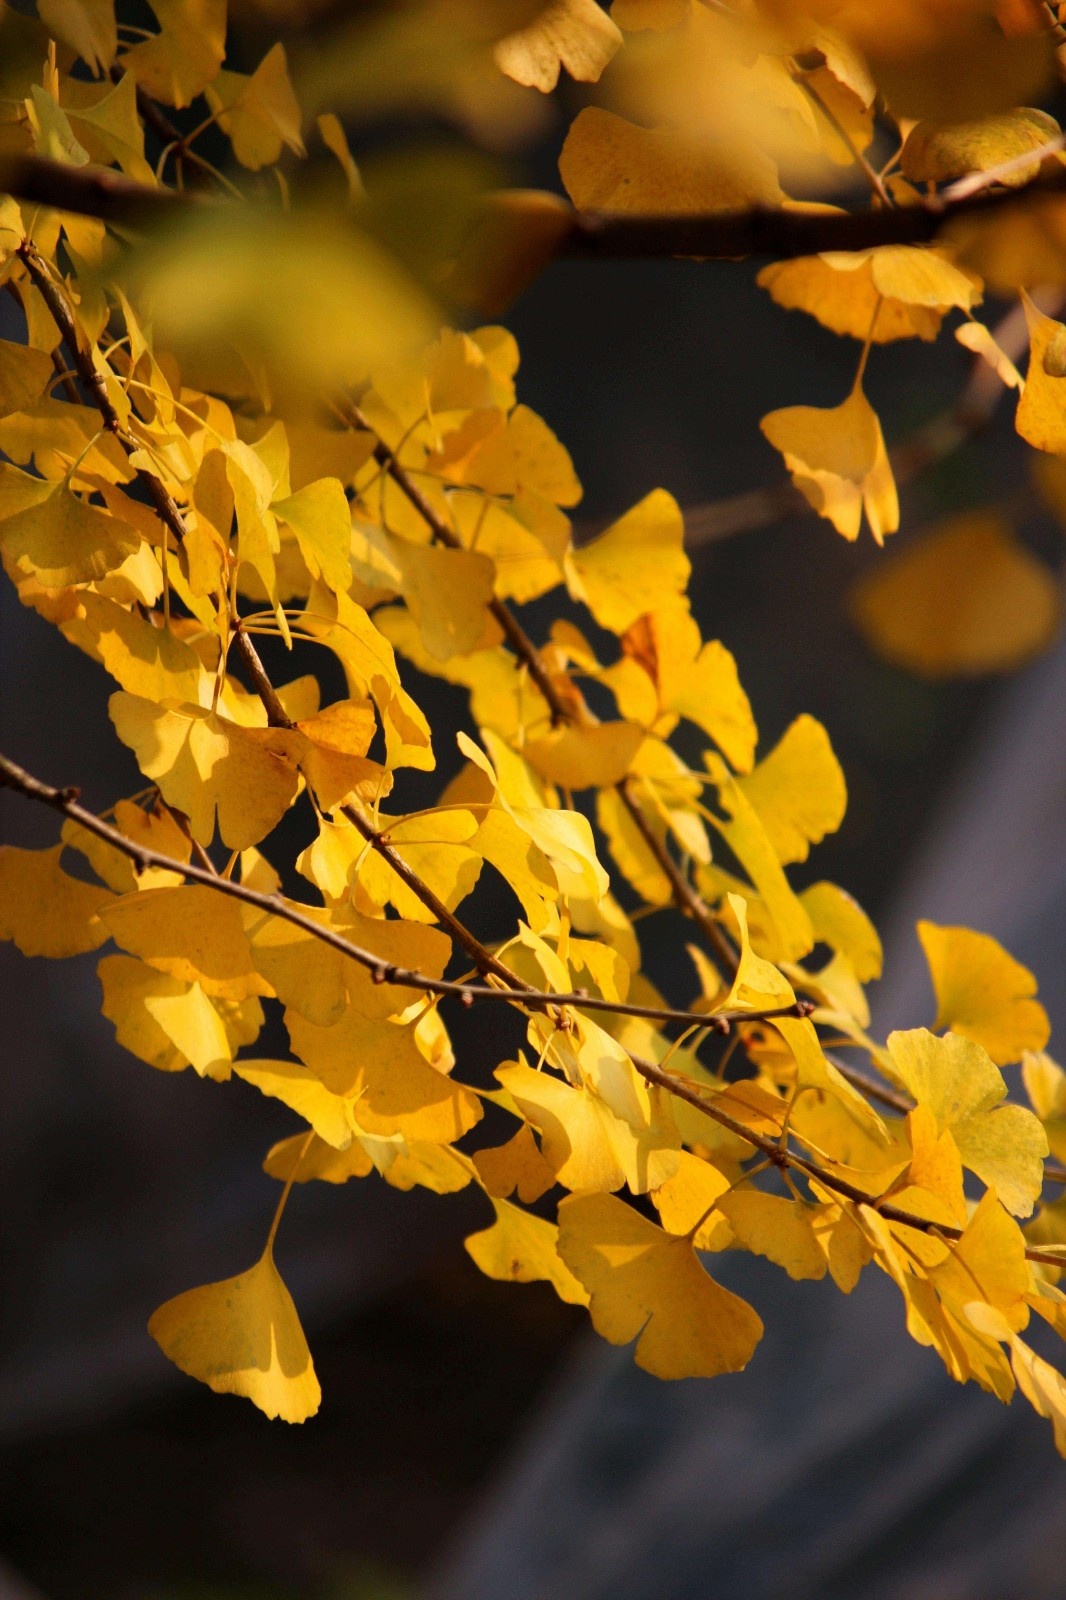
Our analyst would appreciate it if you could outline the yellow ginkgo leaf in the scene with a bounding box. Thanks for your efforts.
[1021,1051,1066,1163]
[496,1058,678,1195]
[0,339,54,419]
[462,404,582,508]
[148,1247,320,1422]
[707,777,814,963]
[902,108,1061,188]
[557,1191,764,1379]
[851,513,1060,679]
[39,0,117,72]
[272,477,353,595]
[524,720,645,790]
[144,981,237,1081]
[109,693,300,850]
[99,953,262,1074]
[717,1189,828,1281]
[119,0,226,108]
[206,42,305,172]
[886,1028,1048,1216]
[0,843,114,957]
[63,797,191,894]
[719,892,797,1012]
[650,1149,733,1250]
[761,383,899,544]
[234,1058,358,1148]
[918,920,1050,1064]
[759,246,980,343]
[0,467,141,587]
[101,886,271,1002]
[566,490,689,637]
[389,537,498,662]
[465,1196,589,1305]
[494,0,623,92]
[286,1004,482,1144]
[291,698,384,813]
[264,1131,375,1184]
[737,714,846,865]
[934,1190,1031,1332]
[1017,292,1066,454]
[800,881,882,982]
[615,609,757,772]
[473,1123,557,1203]
[560,106,782,215]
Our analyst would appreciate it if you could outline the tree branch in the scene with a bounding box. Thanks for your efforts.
[630,1051,1066,1267]
[5,143,1066,262]
[0,746,812,1034]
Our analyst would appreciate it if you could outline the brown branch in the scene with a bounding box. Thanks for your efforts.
[630,1052,1066,1268]
[5,141,1066,262]
[0,747,813,1035]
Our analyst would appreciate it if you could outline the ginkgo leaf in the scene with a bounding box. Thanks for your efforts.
[119,0,226,108]
[109,693,300,850]
[472,1123,556,1203]
[272,477,353,595]
[851,513,1060,679]
[918,921,1050,1064]
[234,1058,358,1148]
[523,720,644,790]
[39,0,117,72]
[494,0,623,91]
[148,1247,320,1422]
[461,404,582,508]
[759,246,981,343]
[707,775,814,963]
[886,1028,1048,1216]
[800,881,883,982]
[465,1196,589,1305]
[967,1312,1066,1457]
[63,797,191,895]
[560,106,782,215]
[1021,1050,1066,1163]
[0,844,114,957]
[566,491,689,636]
[496,1058,678,1195]
[290,699,385,813]
[206,43,305,172]
[737,714,846,865]
[761,383,899,544]
[557,1191,763,1379]
[99,953,262,1074]
[0,340,54,419]
[389,537,498,661]
[0,467,141,586]
[286,1004,482,1144]
[717,1190,828,1281]
[615,609,757,772]
[902,108,1061,187]
[101,886,271,1002]
[1017,293,1066,454]
[650,1149,733,1250]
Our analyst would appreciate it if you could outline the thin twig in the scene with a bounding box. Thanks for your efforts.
[0,747,812,1034]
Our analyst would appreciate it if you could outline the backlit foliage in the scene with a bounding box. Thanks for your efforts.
[2,0,1066,1448]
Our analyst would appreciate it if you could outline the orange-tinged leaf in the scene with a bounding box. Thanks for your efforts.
[902,108,1061,187]
[119,0,226,108]
[524,719,644,790]
[465,1196,589,1305]
[473,1123,556,1203]
[0,843,113,957]
[99,953,262,1074]
[494,0,623,91]
[560,106,782,216]
[0,339,54,418]
[759,246,980,343]
[650,1149,733,1250]
[1018,292,1066,453]
[761,383,898,544]
[148,1247,320,1422]
[918,920,1050,1065]
[852,513,1060,679]
[557,1191,763,1379]
[234,1058,359,1148]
